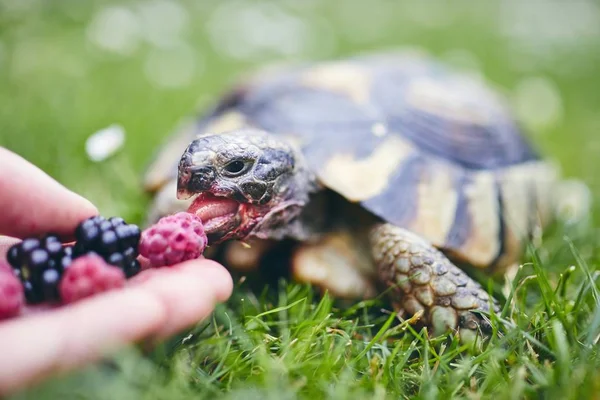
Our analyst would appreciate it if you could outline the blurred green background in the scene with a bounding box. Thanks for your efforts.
[1,0,599,226]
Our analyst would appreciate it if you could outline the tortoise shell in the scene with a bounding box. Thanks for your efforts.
[144,50,559,270]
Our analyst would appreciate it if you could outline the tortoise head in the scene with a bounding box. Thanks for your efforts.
[176,129,317,244]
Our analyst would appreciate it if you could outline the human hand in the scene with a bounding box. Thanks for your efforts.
[0,147,233,395]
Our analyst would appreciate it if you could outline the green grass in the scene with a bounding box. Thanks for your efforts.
[2,0,600,399]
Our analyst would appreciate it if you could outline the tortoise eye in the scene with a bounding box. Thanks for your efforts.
[223,160,248,176]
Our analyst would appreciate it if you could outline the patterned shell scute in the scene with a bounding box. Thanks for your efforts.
[226,52,558,267]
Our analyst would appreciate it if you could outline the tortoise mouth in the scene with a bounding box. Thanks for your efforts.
[187,192,241,237]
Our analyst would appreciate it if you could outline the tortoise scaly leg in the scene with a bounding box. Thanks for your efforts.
[369,223,500,341]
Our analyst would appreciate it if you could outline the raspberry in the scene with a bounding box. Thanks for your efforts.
[139,212,208,268]
[0,262,11,274]
[6,235,72,304]
[59,254,126,304]
[73,216,141,278]
[0,265,24,320]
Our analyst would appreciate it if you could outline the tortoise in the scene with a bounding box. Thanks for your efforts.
[142,50,569,339]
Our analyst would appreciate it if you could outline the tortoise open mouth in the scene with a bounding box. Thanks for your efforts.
[187,192,241,238]
[186,191,272,244]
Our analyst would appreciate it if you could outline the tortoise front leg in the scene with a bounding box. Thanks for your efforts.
[291,231,378,300]
[368,223,500,340]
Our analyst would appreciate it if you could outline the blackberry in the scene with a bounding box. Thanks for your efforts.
[6,234,72,304]
[42,269,61,302]
[73,215,142,278]
[23,281,42,304]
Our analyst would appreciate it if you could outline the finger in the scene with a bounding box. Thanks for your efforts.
[129,259,234,340]
[0,288,168,396]
[0,147,98,240]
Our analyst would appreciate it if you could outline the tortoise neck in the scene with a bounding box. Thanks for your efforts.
[249,146,322,241]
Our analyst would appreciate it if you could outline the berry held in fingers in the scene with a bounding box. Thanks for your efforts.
[59,254,126,304]
[5,215,143,306]
[6,234,73,304]
[73,215,142,278]
[1,212,206,308]
[0,263,25,320]
[139,212,208,268]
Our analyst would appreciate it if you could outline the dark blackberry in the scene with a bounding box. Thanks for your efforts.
[6,245,20,267]
[106,246,140,278]
[59,250,74,272]
[41,269,61,302]
[6,235,72,304]
[124,260,141,278]
[7,238,40,269]
[23,281,43,304]
[44,236,64,261]
[73,215,142,278]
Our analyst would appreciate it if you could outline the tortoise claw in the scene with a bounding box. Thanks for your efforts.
[369,223,500,340]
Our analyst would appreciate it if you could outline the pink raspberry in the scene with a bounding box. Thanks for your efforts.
[0,261,11,274]
[0,263,24,320]
[139,212,208,268]
[59,254,126,304]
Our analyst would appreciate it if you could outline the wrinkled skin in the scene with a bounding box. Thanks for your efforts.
[177,129,319,244]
